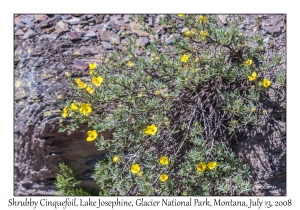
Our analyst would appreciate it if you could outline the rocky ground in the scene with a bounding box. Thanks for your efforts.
[14,14,286,195]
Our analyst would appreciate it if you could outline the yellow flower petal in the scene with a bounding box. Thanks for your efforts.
[196,162,206,172]
[207,161,217,170]
[143,124,158,135]
[112,156,119,163]
[160,174,168,182]
[159,156,169,165]
[131,164,140,174]
[80,103,92,116]
[86,130,98,142]
[70,103,78,111]
[263,78,271,88]
[181,54,189,63]
[89,63,97,70]
[92,76,103,87]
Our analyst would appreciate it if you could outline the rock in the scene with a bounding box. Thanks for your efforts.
[262,25,281,34]
[123,14,130,23]
[20,15,33,25]
[148,16,153,26]
[68,17,80,25]
[85,30,96,37]
[79,20,88,25]
[39,20,49,28]
[22,29,35,39]
[135,37,149,47]
[217,14,228,25]
[238,24,245,29]
[109,31,120,44]
[15,29,24,36]
[66,32,82,41]
[100,30,110,42]
[43,27,55,34]
[49,31,60,40]
[34,26,42,34]
[130,22,149,37]
[55,21,69,32]
[96,15,104,24]
[263,37,270,44]
[35,15,48,22]
[14,15,23,25]
[46,17,57,26]
[102,41,112,49]
[73,60,88,70]
[165,34,180,45]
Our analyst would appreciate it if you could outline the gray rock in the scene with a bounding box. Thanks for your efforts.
[68,17,80,25]
[34,26,42,34]
[135,37,149,47]
[85,30,96,37]
[15,29,24,36]
[262,25,281,34]
[102,41,112,49]
[217,14,228,25]
[239,24,245,29]
[35,15,48,22]
[263,37,270,44]
[130,22,149,37]
[73,60,88,70]
[165,34,180,45]
[20,15,33,25]
[109,31,120,44]
[56,21,69,32]
[22,29,35,39]
[96,15,104,24]
[66,32,82,41]
[100,30,110,42]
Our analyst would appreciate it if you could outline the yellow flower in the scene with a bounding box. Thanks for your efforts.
[89,63,97,70]
[92,76,103,87]
[207,161,217,170]
[200,30,209,40]
[137,93,143,98]
[196,162,206,172]
[137,171,144,177]
[70,103,78,111]
[112,156,119,163]
[86,86,95,95]
[181,54,189,63]
[86,130,98,142]
[127,61,134,67]
[243,59,253,67]
[89,69,94,75]
[143,124,158,135]
[80,103,92,116]
[131,164,140,174]
[75,78,87,89]
[262,78,271,88]
[184,30,191,36]
[159,156,169,165]
[155,90,160,95]
[248,72,257,81]
[57,95,62,99]
[178,14,185,17]
[62,107,68,118]
[160,174,168,182]
[199,15,207,23]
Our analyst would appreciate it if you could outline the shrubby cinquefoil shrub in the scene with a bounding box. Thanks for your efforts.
[56,14,285,196]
